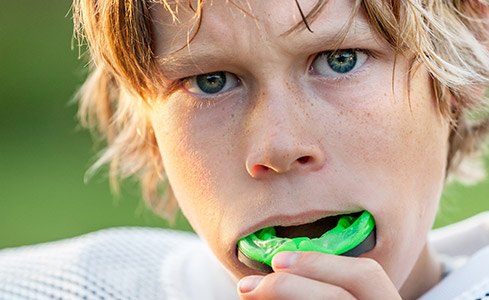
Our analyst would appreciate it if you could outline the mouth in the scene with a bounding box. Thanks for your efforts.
[237,210,376,273]
[274,213,343,239]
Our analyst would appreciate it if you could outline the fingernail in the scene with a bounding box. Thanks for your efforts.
[238,276,263,293]
[272,251,299,269]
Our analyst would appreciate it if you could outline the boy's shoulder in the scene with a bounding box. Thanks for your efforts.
[421,243,489,300]
[422,212,489,299]
[0,227,203,300]
[429,212,489,257]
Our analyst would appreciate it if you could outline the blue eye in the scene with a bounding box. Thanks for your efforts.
[311,49,368,77]
[184,71,240,95]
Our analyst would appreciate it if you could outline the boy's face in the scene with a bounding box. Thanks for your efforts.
[150,0,450,288]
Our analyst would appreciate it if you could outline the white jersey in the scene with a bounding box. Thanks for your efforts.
[0,228,238,300]
[1,213,489,300]
[421,212,489,300]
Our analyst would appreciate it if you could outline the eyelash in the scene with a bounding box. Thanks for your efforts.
[173,73,241,108]
[308,48,374,83]
[170,48,375,106]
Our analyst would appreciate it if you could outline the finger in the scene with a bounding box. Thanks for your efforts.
[271,252,400,300]
[238,273,355,300]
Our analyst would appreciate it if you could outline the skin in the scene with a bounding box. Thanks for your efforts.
[149,0,450,298]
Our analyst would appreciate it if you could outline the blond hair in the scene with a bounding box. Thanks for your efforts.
[73,0,489,219]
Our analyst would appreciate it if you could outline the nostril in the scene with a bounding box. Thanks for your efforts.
[246,152,323,178]
[297,156,311,164]
[252,164,270,174]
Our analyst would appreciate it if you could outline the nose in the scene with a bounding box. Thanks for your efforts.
[245,87,326,179]
[246,144,325,178]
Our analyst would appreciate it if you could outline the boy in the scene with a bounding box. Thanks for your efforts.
[1,0,489,299]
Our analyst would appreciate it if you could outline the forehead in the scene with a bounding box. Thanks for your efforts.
[150,0,371,58]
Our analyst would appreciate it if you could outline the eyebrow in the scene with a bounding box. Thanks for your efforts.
[295,20,376,50]
[157,49,226,79]
[157,16,377,78]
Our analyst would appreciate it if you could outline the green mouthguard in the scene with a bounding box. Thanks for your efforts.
[238,210,375,269]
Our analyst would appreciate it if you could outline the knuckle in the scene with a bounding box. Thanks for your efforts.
[355,257,385,280]
[359,257,382,271]
[327,286,354,300]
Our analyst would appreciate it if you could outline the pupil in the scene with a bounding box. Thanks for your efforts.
[196,72,226,94]
[327,50,357,73]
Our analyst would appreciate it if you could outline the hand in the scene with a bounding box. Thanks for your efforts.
[237,252,401,300]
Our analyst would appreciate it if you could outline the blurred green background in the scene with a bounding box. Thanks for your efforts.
[1,1,488,249]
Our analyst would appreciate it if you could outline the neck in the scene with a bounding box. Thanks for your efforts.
[399,244,442,300]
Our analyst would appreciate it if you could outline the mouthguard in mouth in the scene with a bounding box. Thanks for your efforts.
[237,210,376,273]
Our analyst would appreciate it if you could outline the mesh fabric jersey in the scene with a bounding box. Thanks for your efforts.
[0,228,237,300]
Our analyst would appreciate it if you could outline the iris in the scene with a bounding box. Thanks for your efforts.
[327,50,358,74]
[195,72,227,94]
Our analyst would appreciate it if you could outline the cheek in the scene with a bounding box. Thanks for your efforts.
[151,104,210,230]
[339,73,449,286]
[150,102,240,240]
[346,93,448,201]
[152,103,251,279]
